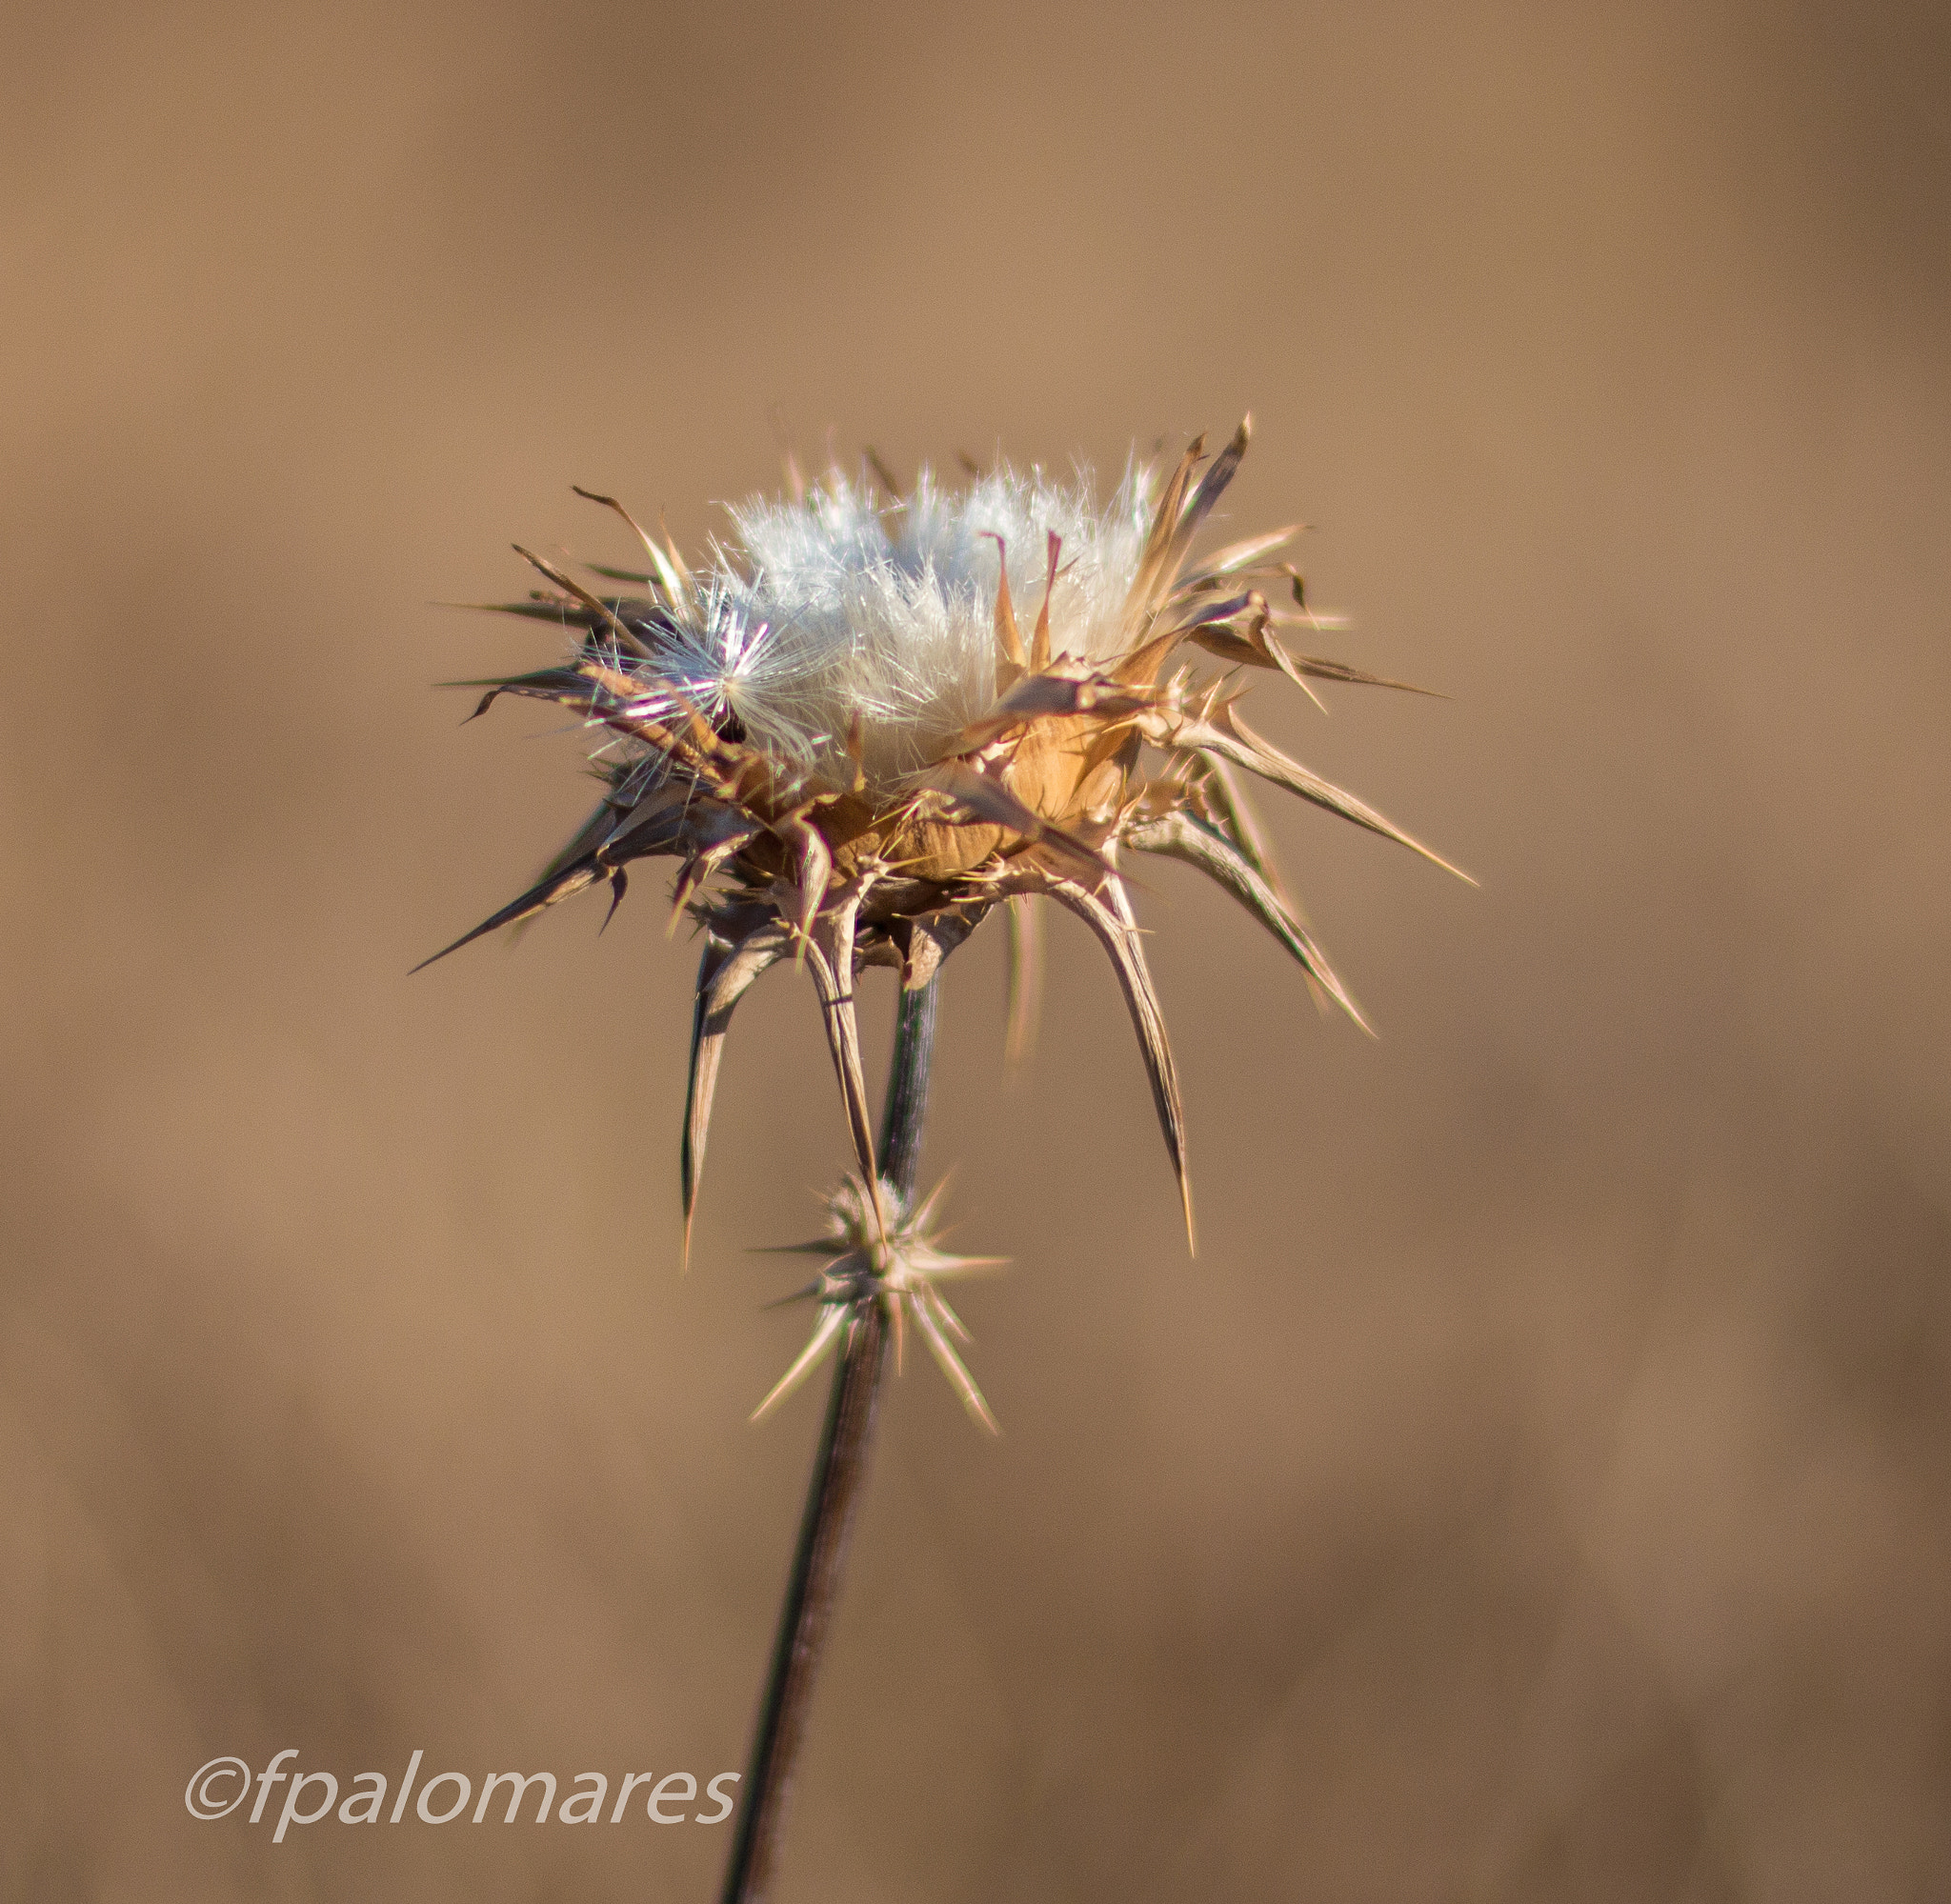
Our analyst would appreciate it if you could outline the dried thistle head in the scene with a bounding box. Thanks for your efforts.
[427,418,1464,1255]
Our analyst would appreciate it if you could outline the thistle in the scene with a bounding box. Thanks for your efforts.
[429,417,1461,1257]
[425,419,1461,1901]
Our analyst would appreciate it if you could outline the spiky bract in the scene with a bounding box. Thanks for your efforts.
[754,1175,1005,1431]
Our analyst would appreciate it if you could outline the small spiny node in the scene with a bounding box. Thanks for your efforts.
[753,1177,1007,1432]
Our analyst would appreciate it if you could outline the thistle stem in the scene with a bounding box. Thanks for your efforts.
[875,979,937,1200]
[718,975,939,1904]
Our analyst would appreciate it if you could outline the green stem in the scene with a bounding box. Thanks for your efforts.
[717,974,939,1904]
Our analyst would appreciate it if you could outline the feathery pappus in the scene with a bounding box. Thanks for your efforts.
[425,419,1466,1286]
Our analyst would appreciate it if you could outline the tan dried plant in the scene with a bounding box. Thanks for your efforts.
[429,417,1463,1270]
[429,419,1464,1900]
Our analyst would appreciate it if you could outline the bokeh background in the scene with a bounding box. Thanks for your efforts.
[4,3,1948,1898]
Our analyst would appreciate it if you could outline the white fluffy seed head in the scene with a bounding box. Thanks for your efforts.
[622,459,1159,792]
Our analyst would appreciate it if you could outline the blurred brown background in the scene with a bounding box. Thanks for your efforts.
[3,2,1948,1898]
